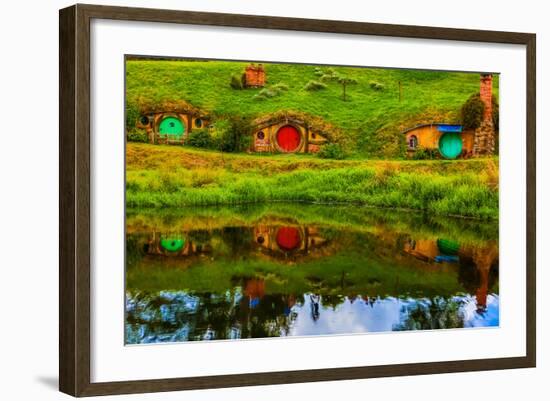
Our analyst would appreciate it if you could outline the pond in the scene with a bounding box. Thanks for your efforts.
[125,203,499,344]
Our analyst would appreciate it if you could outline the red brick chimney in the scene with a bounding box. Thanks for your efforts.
[480,73,493,122]
[244,63,266,88]
[473,73,495,156]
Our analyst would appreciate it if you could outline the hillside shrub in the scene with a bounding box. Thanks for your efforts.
[230,74,243,90]
[271,83,289,92]
[187,129,213,149]
[304,80,327,91]
[492,94,499,131]
[461,94,485,129]
[254,83,288,101]
[412,146,439,160]
[217,116,252,152]
[126,104,140,131]
[318,143,346,160]
[369,81,385,91]
[127,128,148,143]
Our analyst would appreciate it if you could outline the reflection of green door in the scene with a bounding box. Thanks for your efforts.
[160,237,185,252]
[159,117,185,137]
[437,239,460,255]
[438,133,463,159]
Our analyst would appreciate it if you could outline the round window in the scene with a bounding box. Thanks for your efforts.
[139,115,149,125]
[195,118,203,128]
[257,131,265,140]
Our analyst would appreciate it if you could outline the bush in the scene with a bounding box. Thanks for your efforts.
[127,128,148,143]
[412,146,439,160]
[320,73,339,83]
[217,116,252,152]
[461,94,485,129]
[304,80,327,91]
[492,94,499,131]
[271,83,289,92]
[318,143,346,160]
[126,105,140,131]
[187,129,213,149]
[230,74,243,90]
[369,81,385,91]
[253,83,287,101]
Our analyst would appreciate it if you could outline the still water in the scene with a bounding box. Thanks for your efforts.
[125,203,499,344]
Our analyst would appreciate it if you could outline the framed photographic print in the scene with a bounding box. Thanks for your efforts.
[59,4,536,397]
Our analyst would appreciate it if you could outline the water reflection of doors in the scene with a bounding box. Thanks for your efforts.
[254,225,329,256]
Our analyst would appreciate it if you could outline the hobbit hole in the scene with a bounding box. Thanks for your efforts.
[135,102,209,145]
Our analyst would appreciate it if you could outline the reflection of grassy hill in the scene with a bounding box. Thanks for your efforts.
[126,143,499,219]
[127,203,498,245]
[126,60,499,157]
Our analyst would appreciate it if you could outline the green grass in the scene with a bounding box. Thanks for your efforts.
[126,59,499,157]
[126,143,499,219]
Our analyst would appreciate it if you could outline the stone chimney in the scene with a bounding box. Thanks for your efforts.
[473,73,495,156]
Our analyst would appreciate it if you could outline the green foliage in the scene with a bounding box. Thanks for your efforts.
[317,143,347,160]
[253,83,288,101]
[369,81,385,91]
[126,104,140,131]
[271,83,289,92]
[461,93,485,129]
[187,129,213,149]
[304,80,327,91]
[412,146,439,160]
[229,74,243,90]
[492,94,499,131]
[127,128,149,143]
[216,116,252,152]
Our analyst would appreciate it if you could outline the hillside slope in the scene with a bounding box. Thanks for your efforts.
[125,59,499,157]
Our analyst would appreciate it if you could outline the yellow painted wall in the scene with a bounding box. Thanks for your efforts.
[405,125,475,158]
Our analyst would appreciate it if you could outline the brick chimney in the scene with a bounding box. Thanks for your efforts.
[473,73,495,156]
[244,64,266,88]
[479,73,493,122]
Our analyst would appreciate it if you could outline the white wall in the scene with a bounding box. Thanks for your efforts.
[0,1,546,400]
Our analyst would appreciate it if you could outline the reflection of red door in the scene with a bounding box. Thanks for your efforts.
[276,227,301,251]
[276,125,301,152]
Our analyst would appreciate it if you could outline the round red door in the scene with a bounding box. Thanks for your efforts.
[276,227,301,251]
[276,125,301,152]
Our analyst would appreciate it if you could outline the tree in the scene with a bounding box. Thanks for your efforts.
[337,75,357,101]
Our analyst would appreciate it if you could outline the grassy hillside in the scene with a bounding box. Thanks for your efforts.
[126,143,499,219]
[126,59,499,157]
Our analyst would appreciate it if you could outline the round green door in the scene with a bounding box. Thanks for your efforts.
[159,117,185,137]
[438,133,463,159]
[160,237,185,252]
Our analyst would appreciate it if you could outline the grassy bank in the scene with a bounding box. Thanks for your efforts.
[126,59,499,157]
[126,143,499,219]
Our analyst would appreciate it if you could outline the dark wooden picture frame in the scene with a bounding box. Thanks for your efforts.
[59,3,536,397]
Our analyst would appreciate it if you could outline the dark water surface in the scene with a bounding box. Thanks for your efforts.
[125,204,499,344]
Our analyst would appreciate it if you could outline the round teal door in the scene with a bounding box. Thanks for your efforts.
[159,116,185,137]
[438,133,463,159]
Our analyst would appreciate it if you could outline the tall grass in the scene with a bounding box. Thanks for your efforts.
[126,145,499,219]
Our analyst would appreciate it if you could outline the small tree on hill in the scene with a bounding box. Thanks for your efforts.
[337,75,357,101]
[460,93,485,129]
